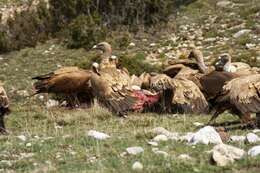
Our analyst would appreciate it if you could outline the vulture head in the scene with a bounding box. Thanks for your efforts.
[93,42,112,57]
[188,48,208,73]
[215,53,236,72]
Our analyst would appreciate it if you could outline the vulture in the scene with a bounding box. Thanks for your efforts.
[91,42,160,115]
[205,54,260,127]
[32,66,94,107]
[0,84,10,134]
[148,73,208,114]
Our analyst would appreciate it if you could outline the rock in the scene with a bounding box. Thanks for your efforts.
[179,132,194,142]
[153,135,168,142]
[211,144,245,167]
[26,143,32,147]
[17,135,27,142]
[126,147,144,155]
[189,126,222,145]
[46,99,59,108]
[252,129,260,134]
[230,135,245,142]
[129,42,136,47]
[152,149,169,158]
[132,161,143,171]
[147,141,158,146]
[178,154,192,161]
[193,122,203,127]
[150,127,179,140]
[216,1,232,8]
[87,130,110,140]
[248,146,260,157]
[246,133,259,144]
[233,29,251,38]
[150,43,156,47]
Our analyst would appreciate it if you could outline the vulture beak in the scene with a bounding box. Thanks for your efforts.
[92,62,100,75]
[92,45,98,49]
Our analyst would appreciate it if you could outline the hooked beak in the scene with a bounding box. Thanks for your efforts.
[92,45,97,49]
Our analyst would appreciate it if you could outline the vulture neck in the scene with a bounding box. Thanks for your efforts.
[197,57,208,74]
[100,47,112,68]
[223,62,236,72]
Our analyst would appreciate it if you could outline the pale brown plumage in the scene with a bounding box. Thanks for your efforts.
[32,66,94,107]
[0,84,10,134]
[149,74,208,114]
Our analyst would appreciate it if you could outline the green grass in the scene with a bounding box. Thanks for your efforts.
[0,41,259,173]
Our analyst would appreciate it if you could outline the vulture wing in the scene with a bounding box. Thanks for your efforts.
[90,72,137,115]
[32,67,92,94]
[220,74,260,114]
[150,74,208,114]
[0,86,10,115]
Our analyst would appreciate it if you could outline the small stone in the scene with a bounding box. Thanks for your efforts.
[252,129,260,133]
[129,42,136,47]
[132,161,143,171]
[126,147,144,155]
[17,135,27,142]
[248,145,260,157]
[150,43,156,47]
[211,144,245,167]
[87,130,110,140]
[246,133,259,144]
[153,134,168,142]
[193,122,203,127]
[46,99,59,108]
[216,1,232,8]
[178,154,192,161]
[189,126,222,145]
[26,143,32,147]
[147,141,158,146]
[153,150,169,158]
[230,135,245,142]
[179,132,194,142]
[233,29,251,38]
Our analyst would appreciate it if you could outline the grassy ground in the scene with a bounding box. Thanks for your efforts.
[0,0,260,172]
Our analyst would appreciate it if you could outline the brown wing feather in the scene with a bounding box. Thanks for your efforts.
[33,67,92,94]
[220,74,260,114]
[0,85,10,115]
[90,72,137,115]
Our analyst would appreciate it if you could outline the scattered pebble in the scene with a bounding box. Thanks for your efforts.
[46,99,59,108]
[87,130,110,140]
[153,134,168,142]
[233,29,251,38]
[246,133,259,144]
[178,154,192,161]
[152,150,169,158]
[126,147,144,155]
[17,135,27,142]
[211,144,245,167]
[230,135,245,142]
[147,141,158,146]
[248,145,260,157]
[189,126,222,145]
[132,161,143,171]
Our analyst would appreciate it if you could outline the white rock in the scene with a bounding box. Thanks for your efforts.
[216,1,232,8]
[233,29,251,38]
[150,127,179,140]
[230,135,245,142]
[46,99,59,108]
[179,132,195,142]
[147,141,158,146]
[153,150,169,158]
[252,129,260,133]
[87,130,110,140]
[132,161,143,171]
[129,42,136,47]
[189,126,222,145]
[17,135,27,142]
[153,134,168,142]
[246,133,259,143]
[26,143,32,147]
[248,146,260,157]
[211,144,245,166]
[126,147,144,155]
[178,154,192,161]
[150,43,156,47]
[193,122,203,127]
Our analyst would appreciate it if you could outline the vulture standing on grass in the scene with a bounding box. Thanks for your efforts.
[32,66,94,107]
[205,55,260,127]
[0,84,10,134]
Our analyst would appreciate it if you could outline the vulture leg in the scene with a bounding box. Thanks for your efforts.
[0,114,6,134]
[256,113,260,128]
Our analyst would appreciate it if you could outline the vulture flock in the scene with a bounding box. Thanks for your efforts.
[1,41,260,133]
